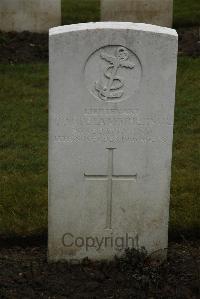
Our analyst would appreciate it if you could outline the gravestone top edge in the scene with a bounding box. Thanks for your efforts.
[49,22,177,38]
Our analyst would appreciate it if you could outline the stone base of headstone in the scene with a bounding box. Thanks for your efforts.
[0,0,61,33]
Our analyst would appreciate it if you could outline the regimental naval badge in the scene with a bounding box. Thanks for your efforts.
[84,45,142,103]
[95,47,135,101]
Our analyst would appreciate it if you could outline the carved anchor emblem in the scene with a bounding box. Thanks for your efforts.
[95,47,135,101]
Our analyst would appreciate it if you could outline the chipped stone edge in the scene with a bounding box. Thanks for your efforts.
[49,22,178,38]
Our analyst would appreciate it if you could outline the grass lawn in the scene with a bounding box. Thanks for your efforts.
[0,64,48,236]
[170,57,200,237]
[173,0,200,27]
[0,57,199,237]
[62,0,200,27]
[62,0,100,25]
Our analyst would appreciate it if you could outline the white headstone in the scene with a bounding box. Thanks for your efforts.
[48,22,178,262]
[0,0,61,33]
[101,0,173,28]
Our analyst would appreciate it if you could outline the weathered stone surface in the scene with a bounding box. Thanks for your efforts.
[48,22,178,261]
[101,0,173,28]
[0,0,61,33]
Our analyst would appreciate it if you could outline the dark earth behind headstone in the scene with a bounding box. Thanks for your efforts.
[0,27,199,63]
